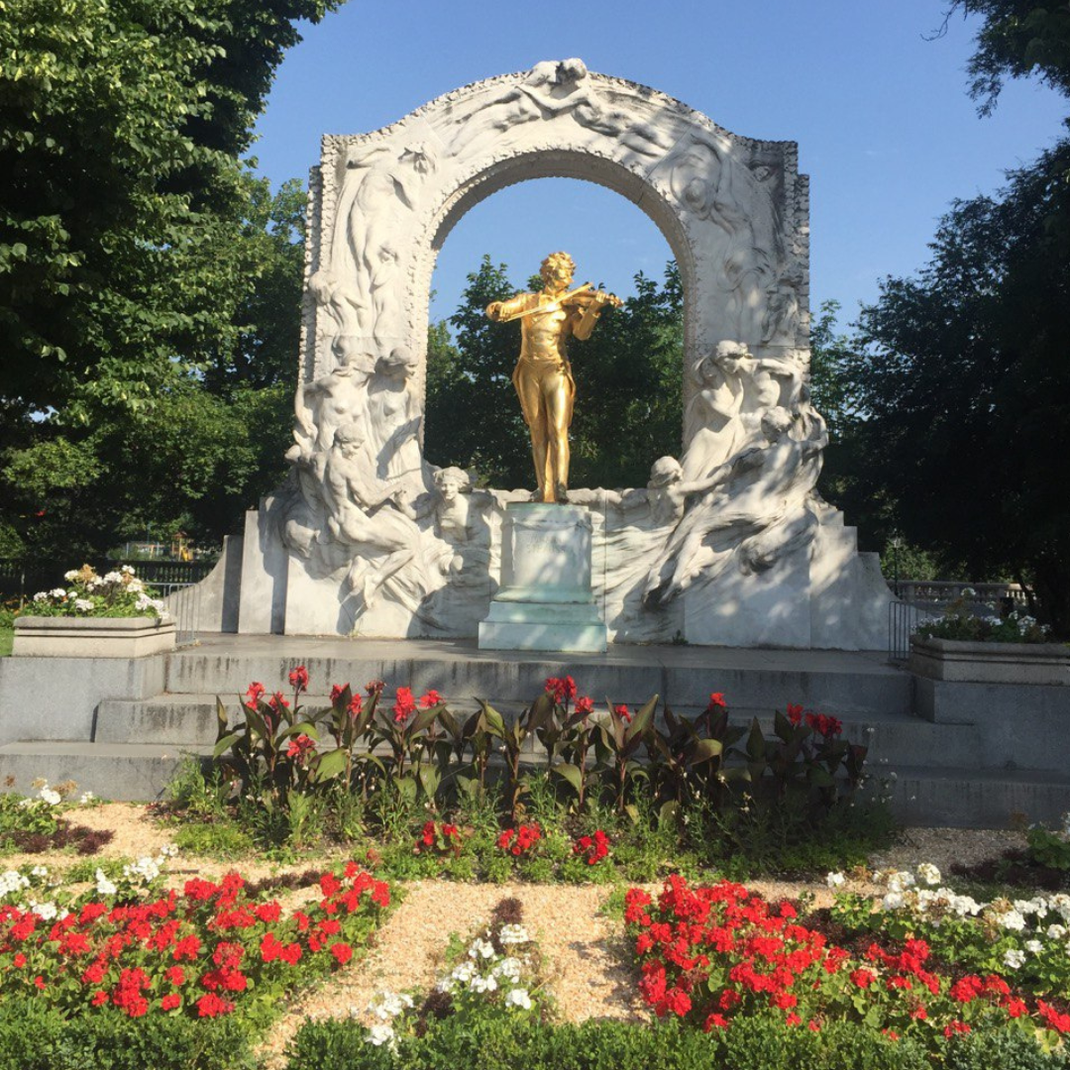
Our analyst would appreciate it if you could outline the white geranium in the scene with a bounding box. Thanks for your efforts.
[915,863,941,886]
[498,924,530,946]
[494,957,523,983]
[1003,948,1026,969]
[992,908,1027,932]
[95,869,118,897]
[470,973,498,993]
[367,991,413,1022]
[50,588,67,600]
[1025,939,1043,953]
[505,988,533,1010]
[826,871,846,890]
[0,871,30,897]
[882,892,905,911]
[63,570,79,582]
[38,785,61,806]
[366,1023,395,1047]
[79,792,95,805]
[1047,924,1067,941]
[468,937,496,960]
[73,599,94,613]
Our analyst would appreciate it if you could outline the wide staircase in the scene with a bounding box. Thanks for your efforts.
[2,633,1068,827]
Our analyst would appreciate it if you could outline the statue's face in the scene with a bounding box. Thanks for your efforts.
[542,258,573,292]
[439,478,460,502]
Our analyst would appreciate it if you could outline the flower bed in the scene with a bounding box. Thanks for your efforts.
[0,859,391,1024]
[624,867,1070,1060]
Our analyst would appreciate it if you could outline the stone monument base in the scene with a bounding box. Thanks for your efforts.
[478,503,608,653]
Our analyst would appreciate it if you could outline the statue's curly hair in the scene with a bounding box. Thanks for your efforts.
[540,251,575,278]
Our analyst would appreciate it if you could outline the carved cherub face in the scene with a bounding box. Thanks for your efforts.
[434,467,470,504]
[649,456,683,486]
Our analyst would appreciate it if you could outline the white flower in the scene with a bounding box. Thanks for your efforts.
[1003,948,1026,969]
[826,871,846,890]
[79,792,95,805]
[992,909,1027,932]
[1047,925,1067,941]
[50,588,67,600]
[102,571,124,585]
[1025,939,1043,954]
[95,870,118,897]
[366,1023,395,1047]
[0,871,30,897]
[498,924,530,946]
[493,957,523,983]
[885,870,914,893]
[505,988,533,1010]
[31,900,58,921]
[882,892,905,911]
[468,937,496,960]
[450,961,476,985]
[470,973,498,993]
[367,990,413,1021]
[916,863,941,886]
[120,564,135,575]
[38,786,62,806]
[73,598,95,613]
[32,591,49,602]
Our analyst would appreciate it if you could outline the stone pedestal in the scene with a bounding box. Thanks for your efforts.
[478,504,607,652]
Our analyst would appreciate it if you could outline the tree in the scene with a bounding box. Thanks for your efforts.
[845,143,1070,631]
[0,2,339,556]
[0,0,339,432]
[423,257,684,491]
[943,1,1070,113]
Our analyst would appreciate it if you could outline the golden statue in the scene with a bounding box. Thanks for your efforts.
[486,252,622,503]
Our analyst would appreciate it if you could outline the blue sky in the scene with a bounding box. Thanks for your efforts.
[251,0,1065,331]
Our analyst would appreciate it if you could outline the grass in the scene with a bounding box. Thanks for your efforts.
[0,627,11,657]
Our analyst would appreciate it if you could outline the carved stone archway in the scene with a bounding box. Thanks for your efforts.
[229,61,892,649]
[302,60,810,424]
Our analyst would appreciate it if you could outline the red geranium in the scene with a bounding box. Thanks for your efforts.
[573,829,610,865]
[497,823,542,856]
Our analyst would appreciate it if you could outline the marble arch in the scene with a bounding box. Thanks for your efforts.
[229,61,892,649]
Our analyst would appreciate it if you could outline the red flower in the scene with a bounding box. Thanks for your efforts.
[245,682,266,705]
[330,683,347,703]
[330,942,354,965]
[544,676,577,703]
[575,695,594,717]
[288,665,309,693]
[268,692,290,713]
[613,704,632,723]
[786,703,804,726]
[393,686,416,724]
[498,824,542,856]
[707,692,727,710]
[196,993,234,1018]
[1038,1000,1070,1034]
[419,689,443,708]
[365,679,385,696]
[943,1020,971,1038]
[348,693,364,718]
[805,712,843,738]
[160,993,181,1011]
[286,734,317,764]
[573,829,611,865]
[850,968,875,989]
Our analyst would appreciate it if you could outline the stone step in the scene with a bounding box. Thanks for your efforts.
[0,741,212,802]
[883,765,1070,829]
[94,689,983,773]
[163,636,911,720]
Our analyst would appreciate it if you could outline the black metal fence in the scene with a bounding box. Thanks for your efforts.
[0,558,214,604]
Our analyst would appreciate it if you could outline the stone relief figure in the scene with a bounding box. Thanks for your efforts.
[322,421,429,617]
[364,346,430,497]
[447,58,674,162]
[486,251,621,503]
[313,141,436,356]
[286,348,376,480]
[668,133,784,340]
[761,269,801,346]
[642,406,826,609]
[421,467,494,586]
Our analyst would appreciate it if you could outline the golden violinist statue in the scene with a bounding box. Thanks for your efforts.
[486,251,622,503]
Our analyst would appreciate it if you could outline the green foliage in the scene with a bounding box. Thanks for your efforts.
[1027,822,1070,871]
[0,5,330,555]
[285,1013,936,1070]
[845,141,1070,634]
[948,0,1070,114]
[945,1025,1068,1070]
[424,257,684,491]
[0,999,255,1070]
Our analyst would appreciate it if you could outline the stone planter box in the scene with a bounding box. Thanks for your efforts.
[12,616,176,658]
[909,636,1070,685]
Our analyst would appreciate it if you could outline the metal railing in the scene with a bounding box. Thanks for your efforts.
[0,557,214,604]
[158,583,202,648]
[887,581,1031,662]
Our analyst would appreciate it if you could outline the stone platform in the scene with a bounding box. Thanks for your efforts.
[1,633,1068,828]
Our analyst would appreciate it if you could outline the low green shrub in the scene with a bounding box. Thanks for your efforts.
[0,1000,255,1070]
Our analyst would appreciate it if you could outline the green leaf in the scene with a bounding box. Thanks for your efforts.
[552,762,584,796]
[690,738,723,765]
[212,732,240,759]
[626,694,658,746]
[311,747,347,782]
